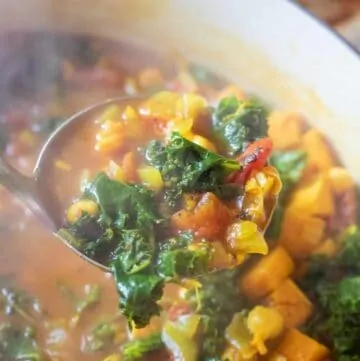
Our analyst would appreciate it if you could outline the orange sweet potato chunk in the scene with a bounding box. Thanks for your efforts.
[275,329,329,361]
[265,279,313,328]
[240,247,295,300]
[171,192,232,239]
[279,208,326,259]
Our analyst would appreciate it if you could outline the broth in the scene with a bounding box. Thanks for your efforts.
[0,32,358,361]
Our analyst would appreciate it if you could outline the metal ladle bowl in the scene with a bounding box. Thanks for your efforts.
[0,96,137,272]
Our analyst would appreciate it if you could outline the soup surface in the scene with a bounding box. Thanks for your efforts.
[0,33,358,361]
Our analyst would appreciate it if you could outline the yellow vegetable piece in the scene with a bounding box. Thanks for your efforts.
[288,173,334,217]
[328,167,354,194]
[140,91,181,119]
[279,208,326,259]
[95,120,124,154]
[55,159,72,171]
[265,279,313,328]
[190,135,217,152]
[247,306,284,355]
[96,104,122,123]
[107,160,125,182]
[268,111,303,149]
[226,221,268,260]
[162,320,198,361]
[225,313,257,360]
[66,199,99,224]
[137,166,163,192]
[175,93,207,120]
[177,314,202,339]
[122,105,138,121]
[275,329,329,361]
[302,129,335,172]
[168,117,194,138]
[240,247,294,300]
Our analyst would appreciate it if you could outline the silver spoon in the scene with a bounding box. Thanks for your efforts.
[0,96,277,273]
[0,97,137,271]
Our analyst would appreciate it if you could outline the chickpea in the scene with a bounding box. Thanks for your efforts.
[66,199,99,224]
[247,306,284,355]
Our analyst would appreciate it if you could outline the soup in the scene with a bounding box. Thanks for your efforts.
[0,33,357,361]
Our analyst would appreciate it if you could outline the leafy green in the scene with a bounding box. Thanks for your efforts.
[0,323,46,361]
[266,150,307,240]
[212,97,268,155]
[85,172,160,230]
[112,230,154,274]
[146,131,241,207]
[186,269,248,360]
[123,332,164,361]
[82,316,124,353]
[112,261,164,329]
[300,226,360,360]
[157,234,210,280]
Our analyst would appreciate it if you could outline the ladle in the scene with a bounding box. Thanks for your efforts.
[0,96,277,273]
[0,97,137,271]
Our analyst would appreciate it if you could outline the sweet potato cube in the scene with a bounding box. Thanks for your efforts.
[302,129,335,172]
[279,208,326,259]
[268,111,303,150]
[240,247,294,300]
[275,329,329,361]
[288,173,334,217]
[265,279,313,328]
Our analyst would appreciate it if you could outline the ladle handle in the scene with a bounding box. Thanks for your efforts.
[0,157,55,229]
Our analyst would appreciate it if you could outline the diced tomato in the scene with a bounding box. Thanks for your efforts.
[227,137,273,185]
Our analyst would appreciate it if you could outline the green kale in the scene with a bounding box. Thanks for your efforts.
[59,212,115,260]
[123,332,164,361]
[111,261,164,329]
[266,150,307,240]
[146,131,241,207]
[335,226,360,274]
[313,277,360,359]
[111,230,154,274]
[82,316,124,353]
[300,227,360,360]
[85,172,160,230]
[212,97,268,155]
[186,269,248,360]
[0,323,46,361]
[156,234,210,280]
